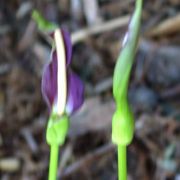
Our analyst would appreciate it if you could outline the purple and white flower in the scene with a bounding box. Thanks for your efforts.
[41,29,84,115]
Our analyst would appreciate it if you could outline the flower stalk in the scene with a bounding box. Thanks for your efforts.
[118,145,127,180]
[49,145,59,180]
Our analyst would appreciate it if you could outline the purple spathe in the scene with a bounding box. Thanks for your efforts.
[41,29,84,115]
[66,70,84,114]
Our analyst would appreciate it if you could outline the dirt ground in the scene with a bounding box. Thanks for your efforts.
[0,0,179,179]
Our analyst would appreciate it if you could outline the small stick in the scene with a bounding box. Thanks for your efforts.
[60,143,115,178]
[71,15,130,44]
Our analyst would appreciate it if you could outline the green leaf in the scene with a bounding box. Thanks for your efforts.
[32,10,58,32]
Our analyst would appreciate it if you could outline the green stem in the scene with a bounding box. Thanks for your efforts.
[48,145,59,180]
[118,145,127,180]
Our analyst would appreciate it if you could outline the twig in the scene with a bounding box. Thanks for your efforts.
[82,0,102,25]
[60,143,115,178]
[71,15,130,44]
[160,85,180,100]
[94,77,113,94]
[17,20,36,52]
[146,13,180,37]
[58,144,72,175]
[21,128,38,153]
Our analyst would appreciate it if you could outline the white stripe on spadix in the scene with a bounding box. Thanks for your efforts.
[54,29,67,116]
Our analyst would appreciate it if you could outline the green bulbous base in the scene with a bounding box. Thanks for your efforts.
[46,113,69,146]
[112,105,134,145]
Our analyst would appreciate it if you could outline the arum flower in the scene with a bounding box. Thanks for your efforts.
[40,28,84,180]
[41,29,84,116]
[112,0,142,146]
[112,0,143,180]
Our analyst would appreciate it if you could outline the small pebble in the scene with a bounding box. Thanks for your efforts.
[0,158,21,172]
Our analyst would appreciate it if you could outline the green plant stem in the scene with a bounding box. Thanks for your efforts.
[48,145,59,180]
[118,145,127,180]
